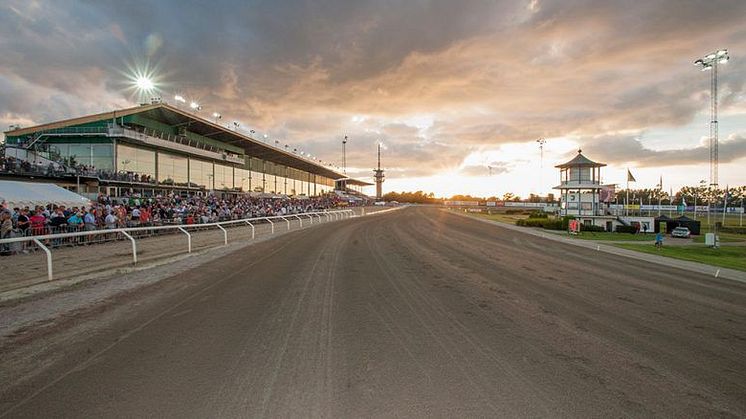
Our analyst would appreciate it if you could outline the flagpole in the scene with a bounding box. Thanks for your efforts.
[625,168,629,217]
[658,193,661,216]
[669,187,672,217]
[722,186,728,225]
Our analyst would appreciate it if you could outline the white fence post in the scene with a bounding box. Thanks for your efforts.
[281,216,291,230]
[121,231,138,264]
[245,220,255,239]
[267,218,274,234]
[294,215,303,227]
[216,224,228,246]
[178,227,192,253]
[306,214,313,224]
[33,238,53,281]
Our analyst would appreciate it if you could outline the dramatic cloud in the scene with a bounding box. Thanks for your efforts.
[583,133,746,167]
[1,0,745,195]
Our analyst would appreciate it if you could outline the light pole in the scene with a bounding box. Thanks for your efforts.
[536,138,546,168]
[695,179,706,220]
[536,138,546,198]
[212,112,222,123]
[342,136,348,174]
[694,49,729,189]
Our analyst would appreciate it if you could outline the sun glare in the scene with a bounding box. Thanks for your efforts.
[135,76,154,92]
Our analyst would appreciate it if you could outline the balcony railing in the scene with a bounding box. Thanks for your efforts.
[110,126,244,164]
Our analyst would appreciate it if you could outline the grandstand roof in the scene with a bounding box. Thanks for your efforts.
[341,178,374,186]
[4,103,347,180]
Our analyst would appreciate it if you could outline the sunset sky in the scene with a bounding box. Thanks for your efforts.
[1,0,745,198]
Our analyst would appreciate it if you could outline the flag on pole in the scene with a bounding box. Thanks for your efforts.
[627,169,636,182]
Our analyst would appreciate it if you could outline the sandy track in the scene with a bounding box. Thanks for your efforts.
[1,206,745,417]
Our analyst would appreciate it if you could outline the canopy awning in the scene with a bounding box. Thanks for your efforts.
[0,180,91,209]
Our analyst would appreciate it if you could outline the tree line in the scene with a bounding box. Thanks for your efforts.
[382,186,746,206]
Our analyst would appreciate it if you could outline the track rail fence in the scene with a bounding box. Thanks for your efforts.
[0,209,354,282]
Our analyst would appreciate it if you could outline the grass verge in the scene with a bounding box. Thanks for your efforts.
[614,243,746,272]
[692,233,746,243]
[570,232,655,241]
[472,212,529,224]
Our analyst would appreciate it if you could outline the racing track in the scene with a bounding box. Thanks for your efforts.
[1,206,745,417]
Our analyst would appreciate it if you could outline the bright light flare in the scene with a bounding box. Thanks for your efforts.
[135,76,154,92]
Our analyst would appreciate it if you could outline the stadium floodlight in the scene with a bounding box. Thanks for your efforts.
[135,76,154,92]
[212,112,222,122]
[189,101,202,111]
[233,122,240,131]
[694,48,729,189]
[174,95,186,104]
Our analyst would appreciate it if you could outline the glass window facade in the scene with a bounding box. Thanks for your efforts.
[190,159,213,189]
[117,144,155,177]
[214,164,233,190]
[250,171,264,192]
[234,168,249,192]
[50,138,338,196]
[157,152,188,186]
[49,143,114,171]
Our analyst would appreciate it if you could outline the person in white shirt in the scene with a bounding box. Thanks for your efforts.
[104,212,118,229]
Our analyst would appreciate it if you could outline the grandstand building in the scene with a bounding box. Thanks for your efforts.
[2,103,372,199]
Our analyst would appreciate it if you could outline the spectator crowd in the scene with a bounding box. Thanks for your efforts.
[0,192,350,255]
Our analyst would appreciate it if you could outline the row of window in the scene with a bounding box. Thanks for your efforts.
[116,144,334,195]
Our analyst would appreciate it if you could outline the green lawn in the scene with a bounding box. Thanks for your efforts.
[472,212,529,224]
[692,233,746,243]
[569,231,656,241]
[615,243,746,272]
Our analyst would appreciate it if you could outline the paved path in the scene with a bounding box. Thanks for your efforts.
[1,206,745,417]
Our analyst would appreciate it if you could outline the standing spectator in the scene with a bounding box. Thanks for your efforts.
[104,211,118,229]
[1,211,12,255]
[83,209,97,231]
[29,210,47,235]
[67,211,84,230]
[16,208,30,235]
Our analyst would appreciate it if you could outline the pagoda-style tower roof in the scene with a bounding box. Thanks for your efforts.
[555,149,606,168]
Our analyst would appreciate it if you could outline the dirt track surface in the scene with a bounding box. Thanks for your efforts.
[1,206,745,417]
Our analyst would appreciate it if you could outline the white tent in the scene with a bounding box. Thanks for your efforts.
[0,180,91,210]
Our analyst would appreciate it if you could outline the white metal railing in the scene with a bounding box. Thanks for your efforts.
[111,126,245,164]
[0,209,354,281]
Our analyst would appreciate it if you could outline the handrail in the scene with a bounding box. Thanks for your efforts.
[0,210,350,244]
[0,209,362,281]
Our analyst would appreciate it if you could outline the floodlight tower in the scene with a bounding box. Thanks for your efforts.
[342,135,348,174]
[537,137,547,197]
[536,138,546,168]
[694,49,729,189]
[374,142,385,199]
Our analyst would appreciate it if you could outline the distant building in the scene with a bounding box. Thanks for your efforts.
[554,149,652,232]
